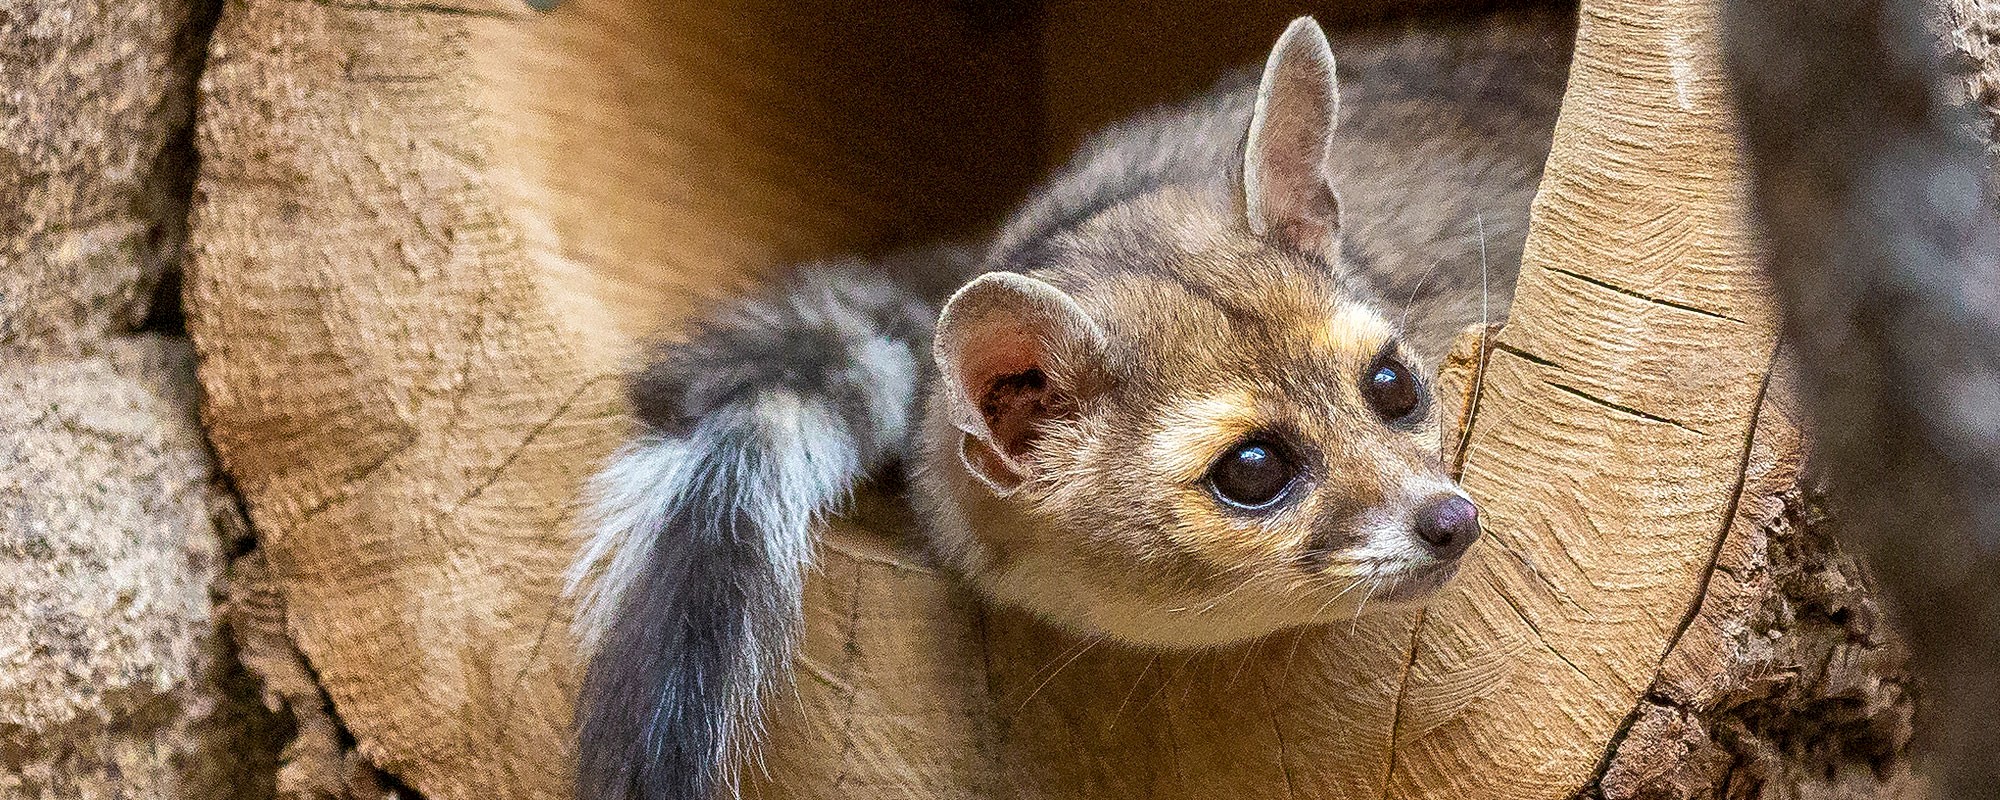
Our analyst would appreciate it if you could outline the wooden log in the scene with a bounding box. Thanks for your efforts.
[184,0,1915,798]
[187,1,1040,797]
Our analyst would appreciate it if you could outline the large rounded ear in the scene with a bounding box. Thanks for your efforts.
[1244,16,1341,252]
[932,272,1105,496]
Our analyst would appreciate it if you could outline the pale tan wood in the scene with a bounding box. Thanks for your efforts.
[187,1,1037,798]
[1382,0,1779,792]
[184,0,1911,798]
[189,6,623,797]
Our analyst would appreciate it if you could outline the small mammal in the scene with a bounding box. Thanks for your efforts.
[569,12,1567,800]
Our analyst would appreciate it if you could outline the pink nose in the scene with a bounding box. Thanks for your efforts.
[1414,495,1480,558]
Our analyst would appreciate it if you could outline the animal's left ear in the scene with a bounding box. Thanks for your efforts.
[1244,16,1341,252]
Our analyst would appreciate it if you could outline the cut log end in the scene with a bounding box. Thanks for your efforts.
[178,0,1933,798]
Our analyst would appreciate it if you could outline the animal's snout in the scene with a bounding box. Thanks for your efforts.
[1412,494,1480,559]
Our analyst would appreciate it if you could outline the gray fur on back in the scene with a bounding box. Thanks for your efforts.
[990,8,1573,358]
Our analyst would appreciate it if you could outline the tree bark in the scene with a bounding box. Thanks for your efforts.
[181,0,1920,798]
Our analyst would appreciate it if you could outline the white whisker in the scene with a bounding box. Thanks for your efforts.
[1191,574,1258,614]
[1226,633,1268,690]
[1478,212,1490,331]
[1280,574,1373,679]
[1107,653,1161,732]
[1398,257,1449,332]
[1456,213,1495,471]
[1349,578,1384,635]
[1016,635,1105,713]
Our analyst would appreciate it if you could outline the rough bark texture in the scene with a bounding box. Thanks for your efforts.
[1950,0,2000,165]
[178,2,1930,800]
[1581,381,1919,800]
[1723,0,2000,795]
[0,1,283,797]
[1,1,198,356]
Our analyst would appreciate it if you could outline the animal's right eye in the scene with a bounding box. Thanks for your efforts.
[1206,439,1299,510]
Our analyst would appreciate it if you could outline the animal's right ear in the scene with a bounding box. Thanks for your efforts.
[933,272,1105,496]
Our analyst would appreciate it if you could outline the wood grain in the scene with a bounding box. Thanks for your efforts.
[189,5,619,797]
[185,0,1822,798]
[1384,0,1779,792]
[187,0,1036,797]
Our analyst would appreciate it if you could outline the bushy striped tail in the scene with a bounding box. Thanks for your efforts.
[566,260,950,800]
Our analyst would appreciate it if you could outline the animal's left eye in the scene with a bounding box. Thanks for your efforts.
[1363,354,1424,423]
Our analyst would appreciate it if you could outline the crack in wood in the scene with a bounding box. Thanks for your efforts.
[450,372,618,511]
[1378,609,1428,800]
[273,432,417,540]
[496,600,563,735]
[826,567,870,792]
[1264,685,1300,800]
[1541,264,1746,324]
[1573,363,1774,794]
[1493,340,1562,369]
[1492,539,1590,615]
[1653,365,1771,676]
[1497,586,1602,692]
[1544,379,1702,435]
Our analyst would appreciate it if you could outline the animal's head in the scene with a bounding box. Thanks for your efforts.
[925,17,1481,646]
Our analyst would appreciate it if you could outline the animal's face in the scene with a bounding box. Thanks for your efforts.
[1061,220,1471,627]
[930,200,1476,646]
[922,15,1478,646]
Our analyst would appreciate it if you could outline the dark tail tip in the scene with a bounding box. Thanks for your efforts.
[575,462,801,800]
[578,532,723,798]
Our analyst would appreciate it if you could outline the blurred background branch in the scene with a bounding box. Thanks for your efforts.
[1722,0,2000,794]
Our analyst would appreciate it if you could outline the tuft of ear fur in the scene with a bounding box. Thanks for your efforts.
[1244,16,1342,251]
[933,272,1104,495]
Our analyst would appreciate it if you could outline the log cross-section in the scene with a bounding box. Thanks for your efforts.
[187,1,1042,798]
[187,2,623,797]
[184,0,1812,798]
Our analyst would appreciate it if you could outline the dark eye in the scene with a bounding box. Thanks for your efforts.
[1364,355,1424,422]
[1206,439,1298,509]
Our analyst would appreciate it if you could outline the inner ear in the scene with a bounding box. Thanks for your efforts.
[949,320,1067,461]
[979,366,1064,459]
[1244,16,1341,252]
[933,272,1104,493]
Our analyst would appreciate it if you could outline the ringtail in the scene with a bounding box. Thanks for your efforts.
[569,11,1569,800]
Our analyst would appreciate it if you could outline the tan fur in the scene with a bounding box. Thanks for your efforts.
[912,14,1555,647]
[1147,390,1264,481]
[918,196,1466,647]
[1314,304,1394,355]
